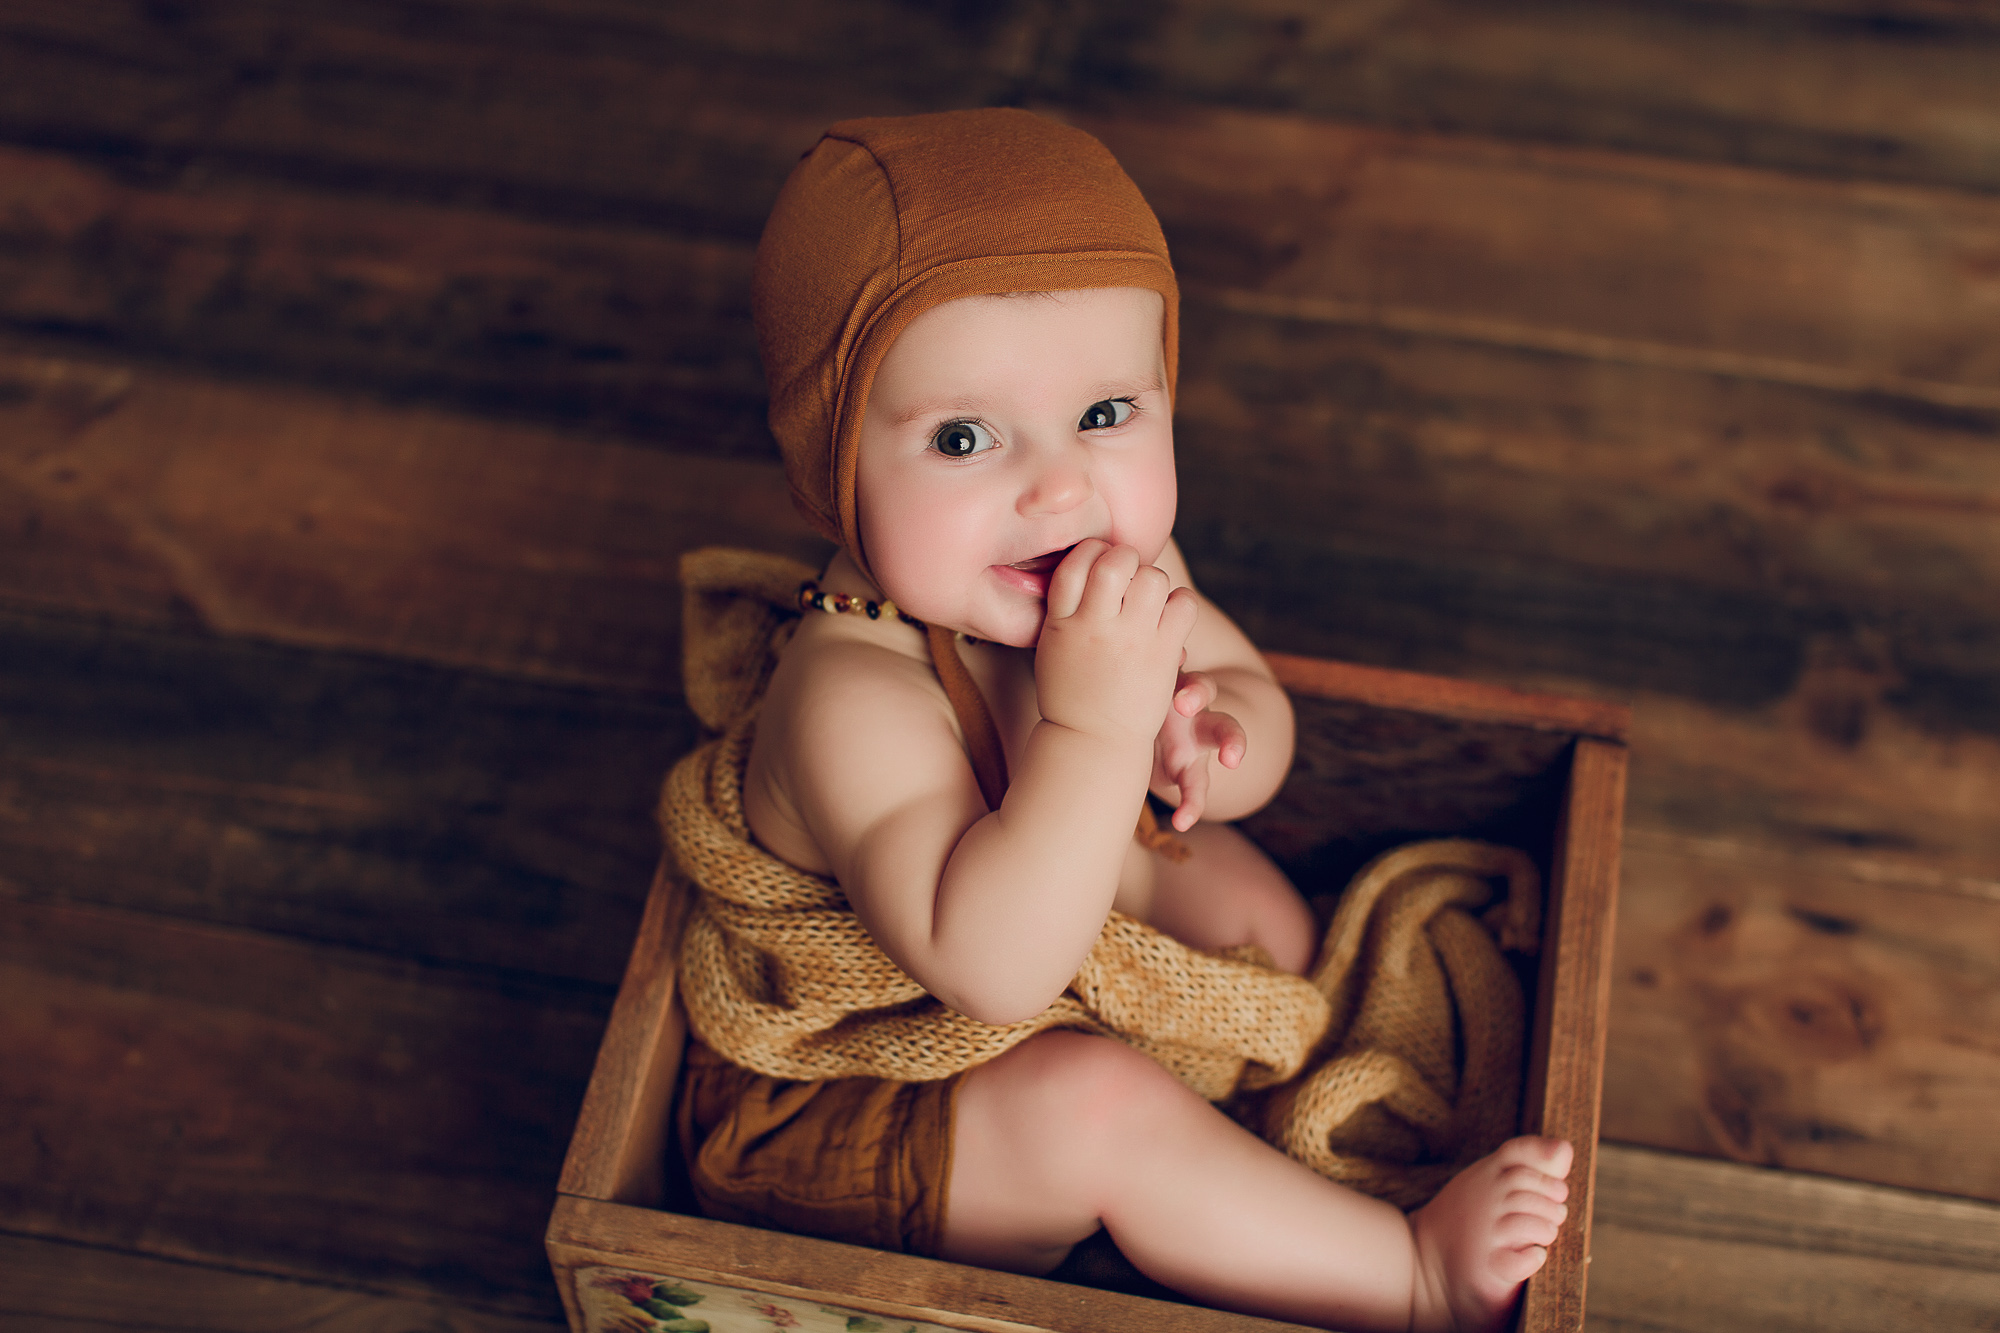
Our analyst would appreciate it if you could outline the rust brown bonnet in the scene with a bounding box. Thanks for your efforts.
[752,107,1181,585]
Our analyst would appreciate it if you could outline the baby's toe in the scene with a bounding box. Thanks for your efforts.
[1495,1135,1573,1177]
[1488,1243,1549,1287]
[1498,1162,1569,1203]
[1496,1210,1562,1249]
[1505,1190,1569,1226]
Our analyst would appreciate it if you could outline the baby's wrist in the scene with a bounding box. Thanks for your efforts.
[1030,716,1156,775]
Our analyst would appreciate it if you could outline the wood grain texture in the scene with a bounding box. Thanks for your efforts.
[0,0,1020,236]
[1586,1144,2000,1332]
[0,143,768,445]
[0,1231,563,1332]
[1075,107,2000,406]
[1593,1141,2000,1273]
[1620,682,2000,898]
[1171,305,2000,729]
[0,897,600,1316]
[547,1196,1321,1333]
[0,343,823,690]
[0,605,688,983]
[1050,2,2000,193]
[1,0,1994,233]
[6,95,1998,432]
[1602,828,2000,1200]
[1710,0,2000,27]
[1588,1223,2000,1332]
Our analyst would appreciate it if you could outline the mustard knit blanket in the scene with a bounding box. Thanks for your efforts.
[667,547,1540,1208]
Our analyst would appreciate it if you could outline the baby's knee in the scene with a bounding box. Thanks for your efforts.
[1006,1031,1185,1141]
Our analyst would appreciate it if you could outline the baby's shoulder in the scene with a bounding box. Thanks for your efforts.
[756,619,964,783]
[746,618,974,873]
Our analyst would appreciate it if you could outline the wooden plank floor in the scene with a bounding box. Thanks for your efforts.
[0,1232,563,1333]
[1588,1148,2000,1332]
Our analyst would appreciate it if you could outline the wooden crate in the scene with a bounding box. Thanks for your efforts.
[547,654,1628,1333]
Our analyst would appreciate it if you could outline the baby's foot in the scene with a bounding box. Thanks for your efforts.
[1407,1136,1573,1333]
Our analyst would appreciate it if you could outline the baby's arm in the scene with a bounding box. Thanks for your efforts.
[776,541,1194,1025]
[1148,538,1295,828]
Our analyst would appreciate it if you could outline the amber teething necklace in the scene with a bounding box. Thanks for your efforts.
[797,580,927,631]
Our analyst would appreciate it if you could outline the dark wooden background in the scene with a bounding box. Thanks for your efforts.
[4,2,2000,1328]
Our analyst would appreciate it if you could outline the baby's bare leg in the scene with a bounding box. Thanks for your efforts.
[943,1031,1418,1327]
[1132,822,1316,973]
[943,1030,1570,1333]
[944,1024,1568,1328]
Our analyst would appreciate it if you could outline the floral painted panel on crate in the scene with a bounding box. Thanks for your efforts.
[579,1267,970,1333]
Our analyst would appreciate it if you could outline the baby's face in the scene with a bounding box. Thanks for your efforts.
[856,286,1176,648]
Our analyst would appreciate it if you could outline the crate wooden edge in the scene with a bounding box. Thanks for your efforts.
[1264,652,1631,743]
[556,854,690,1203]
[549,664,1629,1333]
[548,1193,1321,1333]
[1517,738,1628,1333]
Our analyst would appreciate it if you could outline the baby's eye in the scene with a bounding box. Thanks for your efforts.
[1078,398,1135,431]
[931,420,995,458]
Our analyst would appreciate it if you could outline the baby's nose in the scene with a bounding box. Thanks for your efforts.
[1017,442,1094,515]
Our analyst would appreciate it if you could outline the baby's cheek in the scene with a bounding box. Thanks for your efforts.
[863,481,993,614]
[1120,434,1176,552]
[1124,457,1179,559]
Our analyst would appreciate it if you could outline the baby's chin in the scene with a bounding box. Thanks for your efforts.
[986,624,1043,650]
[947,614,1041,650]
[917,599,1043,650]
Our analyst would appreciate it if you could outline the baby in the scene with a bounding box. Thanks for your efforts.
[681,108,1570,1333]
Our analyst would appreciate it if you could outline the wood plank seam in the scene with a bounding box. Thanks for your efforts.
[1198,285,2000,415]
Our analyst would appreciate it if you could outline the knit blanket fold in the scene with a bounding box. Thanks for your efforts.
[667,546,1539,1207]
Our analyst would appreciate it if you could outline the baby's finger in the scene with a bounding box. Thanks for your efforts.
[1077,544,1143,619]
[1042,539,1109,621]
[1172,754,1210,831]
[1040,539,1104,621]
[1197,710,1248,769]
[1173,670,1218,718]
[1121,561,1174,623]
[1158,584,1199,645]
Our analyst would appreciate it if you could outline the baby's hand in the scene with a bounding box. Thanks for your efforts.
[1035,539,1197,748]
[1152,669,1247,830]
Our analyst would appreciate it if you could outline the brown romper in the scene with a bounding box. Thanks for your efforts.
[675,1039,960,1256]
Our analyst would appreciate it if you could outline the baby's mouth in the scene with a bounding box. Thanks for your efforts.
[994,544,1077,599]
[1007,544,1075,575]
